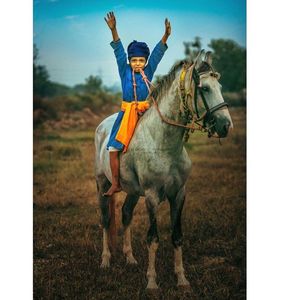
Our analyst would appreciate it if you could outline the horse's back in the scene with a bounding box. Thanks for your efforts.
[94,113,118,179]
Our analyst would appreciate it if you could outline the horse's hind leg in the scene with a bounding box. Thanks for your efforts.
[145,190,160,290]
[168,186,190,287]
[96,175,112,268]
[122,194,139,264]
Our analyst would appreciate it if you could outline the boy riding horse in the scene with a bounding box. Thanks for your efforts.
[103,11,171,196]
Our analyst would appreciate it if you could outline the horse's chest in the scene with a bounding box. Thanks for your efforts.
[131,153,190,183]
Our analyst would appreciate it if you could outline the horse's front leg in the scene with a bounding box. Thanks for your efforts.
[145,190,160,290]
[96,175,112,268]
[169,186,190,287]
[122,194,140,264]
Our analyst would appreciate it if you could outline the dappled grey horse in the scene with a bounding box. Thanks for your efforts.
[94,51,233,289]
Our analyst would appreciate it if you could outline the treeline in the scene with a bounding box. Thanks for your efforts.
[33,44,121,126]
[33,37,246,125]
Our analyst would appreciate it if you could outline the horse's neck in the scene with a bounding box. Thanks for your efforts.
[139,78,187,152]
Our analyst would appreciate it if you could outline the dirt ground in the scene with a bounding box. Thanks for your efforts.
[33,107,246,299]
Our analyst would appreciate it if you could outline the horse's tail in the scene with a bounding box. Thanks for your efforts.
[108,194,117,253]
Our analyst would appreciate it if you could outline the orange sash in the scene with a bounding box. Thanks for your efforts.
[116,100,150,152]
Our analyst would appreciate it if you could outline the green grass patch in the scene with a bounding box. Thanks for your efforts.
[33,160,58,174]
[38,133,61,141]
[38,134,93,144]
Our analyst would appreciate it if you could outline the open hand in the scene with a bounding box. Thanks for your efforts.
[165,18,171,36]
[104,11,116,30]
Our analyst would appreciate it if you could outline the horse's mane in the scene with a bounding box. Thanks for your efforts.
[149,60,186,101]
[148,59,214,101]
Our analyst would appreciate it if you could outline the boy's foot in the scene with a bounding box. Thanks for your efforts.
[103,185,122,196]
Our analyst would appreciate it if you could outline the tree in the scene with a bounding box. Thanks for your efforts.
[208,39,246,92]
[33,44,39,63]
[33,44,53,97]
[84,75,102,94]
[183,36,202,60]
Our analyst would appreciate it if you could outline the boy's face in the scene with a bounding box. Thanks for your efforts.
[130,57,146,72]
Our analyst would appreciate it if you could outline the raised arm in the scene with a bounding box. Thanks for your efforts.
[161,18,171,44]
[104,11,120,42]
[146,18,171,79]
[105,12,127,78]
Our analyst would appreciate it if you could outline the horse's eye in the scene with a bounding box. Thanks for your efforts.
[201,86,210,92]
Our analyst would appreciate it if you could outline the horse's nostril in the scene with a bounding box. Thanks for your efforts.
[220,122,230,137]
[223,123,230,132]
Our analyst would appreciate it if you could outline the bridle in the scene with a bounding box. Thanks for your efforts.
[139,61,229,141]
[192,68,229,119]
[179,62,229,139]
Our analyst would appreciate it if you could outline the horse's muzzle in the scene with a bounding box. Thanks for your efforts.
[212,112,232,138]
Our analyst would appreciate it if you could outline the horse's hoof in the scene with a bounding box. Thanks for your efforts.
[126,255,138,265]
[177,281,192,291]
[146,281,159,290]
[100,258,110,268]
[146,285,160,299]
[177,274,190,286]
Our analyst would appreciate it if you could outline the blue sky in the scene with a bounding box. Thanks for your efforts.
[33,0,246,87]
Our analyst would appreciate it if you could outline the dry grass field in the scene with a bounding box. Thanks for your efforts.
[33,107,246,299]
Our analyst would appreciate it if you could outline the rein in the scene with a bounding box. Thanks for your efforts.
[137,64,228,141]
[139,69,205,131]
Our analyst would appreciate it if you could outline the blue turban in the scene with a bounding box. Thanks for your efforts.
[127,40,150,61]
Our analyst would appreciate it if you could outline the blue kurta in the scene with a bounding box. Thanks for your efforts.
[106,39,168,150]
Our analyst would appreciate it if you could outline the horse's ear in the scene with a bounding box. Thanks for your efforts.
[193,49,206,71]
[200,49,206,62]
[204,51,213,65]
[193,51,202,70]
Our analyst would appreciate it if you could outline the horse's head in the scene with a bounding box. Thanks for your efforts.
[186,51,233,138]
